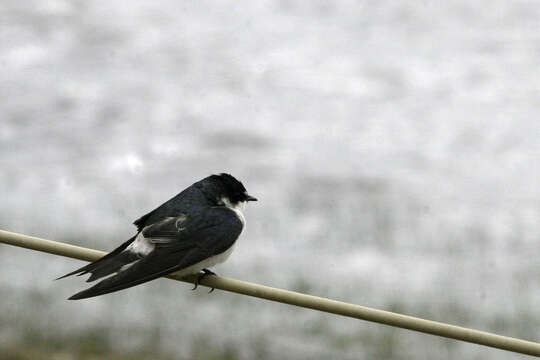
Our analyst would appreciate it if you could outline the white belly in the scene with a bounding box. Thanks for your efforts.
[171,244,236,277]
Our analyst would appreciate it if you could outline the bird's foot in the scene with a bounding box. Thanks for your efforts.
[191,268,217,292]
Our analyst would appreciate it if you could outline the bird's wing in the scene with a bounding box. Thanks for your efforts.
[132,185,205,231]
[57,215,190,282]
[68,207,243,300]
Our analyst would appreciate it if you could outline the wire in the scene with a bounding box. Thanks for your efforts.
[1,229,539,357]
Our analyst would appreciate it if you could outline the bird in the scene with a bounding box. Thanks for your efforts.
[57,173,257,300]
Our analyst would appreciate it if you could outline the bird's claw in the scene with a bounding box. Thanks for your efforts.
[191,268,217,292]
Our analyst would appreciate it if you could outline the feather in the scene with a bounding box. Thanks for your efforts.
[67,207,243,299]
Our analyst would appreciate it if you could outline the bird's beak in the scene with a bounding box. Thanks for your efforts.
[246,194,258,202]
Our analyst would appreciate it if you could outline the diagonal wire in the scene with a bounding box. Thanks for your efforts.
[1,229,539,357]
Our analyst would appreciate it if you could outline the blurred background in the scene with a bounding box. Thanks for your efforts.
[1,1,539,359]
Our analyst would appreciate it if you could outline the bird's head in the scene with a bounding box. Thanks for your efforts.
[200,173,257,208]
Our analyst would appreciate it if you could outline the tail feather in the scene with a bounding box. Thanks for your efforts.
[85,251,140,282]
[56,236,137,282]
[67,257,187,300]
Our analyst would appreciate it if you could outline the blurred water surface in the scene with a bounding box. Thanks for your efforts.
[1,1,539,359]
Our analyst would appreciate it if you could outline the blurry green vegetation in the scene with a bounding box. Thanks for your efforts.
[189,335,240,360]
[3,327,175,360]
[2,291,538,359]
[3,329,261,360]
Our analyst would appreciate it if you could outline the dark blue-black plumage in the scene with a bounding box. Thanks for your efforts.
[58,173,256,300]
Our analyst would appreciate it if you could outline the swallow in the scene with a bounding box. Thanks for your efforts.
[57,173,256,300]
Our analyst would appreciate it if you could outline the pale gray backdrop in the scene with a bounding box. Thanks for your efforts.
[1,1,539,359]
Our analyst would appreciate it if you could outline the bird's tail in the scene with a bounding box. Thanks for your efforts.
[56,236,138,282]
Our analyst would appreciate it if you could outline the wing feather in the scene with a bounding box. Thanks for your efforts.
[68,207,243,300]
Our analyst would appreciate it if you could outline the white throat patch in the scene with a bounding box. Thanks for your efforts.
[221,196,246,225]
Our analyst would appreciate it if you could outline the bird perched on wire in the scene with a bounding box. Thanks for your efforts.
[57,173,257,300]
